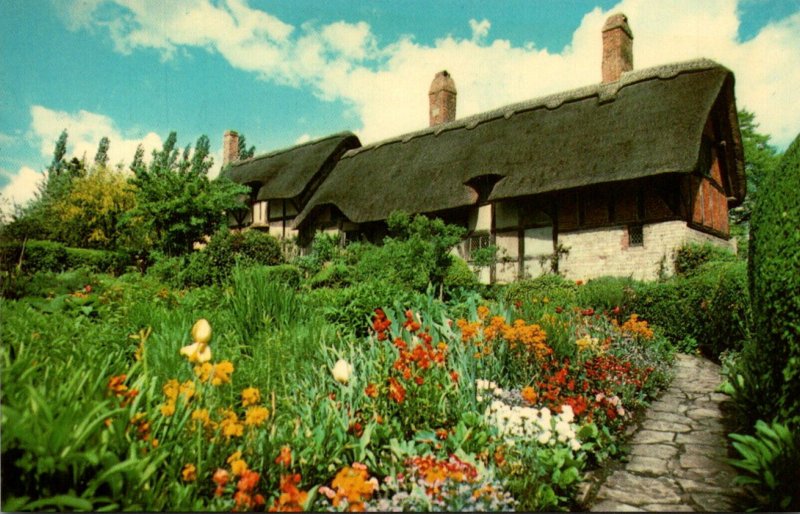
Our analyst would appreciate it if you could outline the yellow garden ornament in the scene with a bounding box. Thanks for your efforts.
[180,319,213,363]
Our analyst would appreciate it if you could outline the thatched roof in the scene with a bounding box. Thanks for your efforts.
[224,132,361,201]
[294,59,744,227]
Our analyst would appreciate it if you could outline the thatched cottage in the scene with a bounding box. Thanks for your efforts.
[223,14,745,282]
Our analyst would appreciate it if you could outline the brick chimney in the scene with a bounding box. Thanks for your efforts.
[222,130,240,167]
[429,70,457,126]
[602,13,633,83]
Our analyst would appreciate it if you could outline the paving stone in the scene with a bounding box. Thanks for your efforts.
[632,430,675,444]
[649,399,687,413]
[642,503,695,512]
[648,411,691,425]
[598,472,682,505]
[627,455,670,475]
[683,443,728,458]
[691,492,736,511]
[676,431,726,445]
[709,392,730,402]
[686,407,722,420]
[630,443,679,460]
[591,499,642,512]
[677,478,729,494]
[679,454,725,471]
[641,419,692,433]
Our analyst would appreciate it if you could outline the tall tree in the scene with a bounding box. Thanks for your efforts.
[48,129,68,177]
[125,131,247,255]
[238,134,256,160]
[731,109,782,227]
[94,136,110,167]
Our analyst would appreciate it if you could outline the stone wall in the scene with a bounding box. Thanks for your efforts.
[558,221,734,281]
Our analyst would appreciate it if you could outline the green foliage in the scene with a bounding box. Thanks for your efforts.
[503,274,578,308]
[0,240,67,274]
[729,420,800,511]
[736,133,800,428]
[65,247,131,274]
[629,261,749,360]
[730,110,782,227]
[51,165,138,249]
[576,276,637,313]
[443,255,479,291]
[125,132,248,256]
[260,264,302,290]
[307,262,351,289]
[673,242,737,276]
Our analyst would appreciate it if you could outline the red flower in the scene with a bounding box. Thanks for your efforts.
[364,383,378,398]
[388,377,406,404]
[450,370,459,383]
[581,308,595,316]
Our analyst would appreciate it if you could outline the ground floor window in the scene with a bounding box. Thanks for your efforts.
[628,224,644,247]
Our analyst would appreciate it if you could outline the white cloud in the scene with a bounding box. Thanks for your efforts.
[67,0,799,148]
[30,105,162,168]
[1,166,43,214]
[469,19,491,42]
[294,134,312,145]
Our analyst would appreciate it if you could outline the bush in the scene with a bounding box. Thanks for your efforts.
[628,261,749,361]
[673,242,737,276]
[0,240,67,274]
[261,264,302,290]
[576,276,638,313]
[502,274,578,308]
[444,255,479,291]
[736,133,800,427]
[307,262,351,289]
[239,229,283,266]
[64,247,131,274]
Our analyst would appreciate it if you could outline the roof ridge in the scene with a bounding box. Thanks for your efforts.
[231,131,356,167]
[343,58,725,159]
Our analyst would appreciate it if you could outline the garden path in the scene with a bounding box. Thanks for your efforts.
[582,353,748,512]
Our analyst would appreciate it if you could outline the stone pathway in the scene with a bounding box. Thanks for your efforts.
[584,353,748,512]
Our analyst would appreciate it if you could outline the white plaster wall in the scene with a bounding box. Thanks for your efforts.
[558,221,734,282]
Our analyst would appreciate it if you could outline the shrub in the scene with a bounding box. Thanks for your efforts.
[629,261,749,361]
[0,240,67,274]
[443,255,479,291]
[736,133,800,427]
[673,242,737,276]
[239,229,283,266]
[576,276,638,313]
[503,274,578,308]
[261,264,303,290]
[65,247,131,274]
[307,262,351,289]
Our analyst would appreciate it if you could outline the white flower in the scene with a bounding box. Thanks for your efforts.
[537,430,552,444]
[560,405,574,423]
[332,359,353,384]
[494,387,504,396]
[555,420,572,438]
[570,438,581,451]
[476,395,484,402]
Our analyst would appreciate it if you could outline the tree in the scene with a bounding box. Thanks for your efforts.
[94,137,110,167]
[125,131,248,255]
[51,164,137,249]
[730,110,782,227]
[238,134,256,160]
[48,129,68,177]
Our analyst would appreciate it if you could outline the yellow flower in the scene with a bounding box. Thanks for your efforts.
[194,361,234,386]
[228,451,249,477]
[219,409,243,439]
[179,380,196,400]
[163,379,180,400]
[180,342,212,363]
[244,406,269,427]
[191,408,215,431]
[241,387,261,407]
[160,401,176,417]
[191,319,212,345]
[182,463,197,482]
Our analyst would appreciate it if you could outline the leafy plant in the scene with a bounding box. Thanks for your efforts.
[729,420,799,511]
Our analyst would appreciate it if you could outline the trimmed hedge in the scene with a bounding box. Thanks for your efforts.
[502,274,578,308]
[628,260,749,361]
[673,242,736,276]
[738,133,800,427]
[0,240,68,274]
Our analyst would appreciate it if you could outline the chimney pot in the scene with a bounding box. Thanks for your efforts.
[429,70,457,126]
[223,130,240,167]
[602,13,633,83]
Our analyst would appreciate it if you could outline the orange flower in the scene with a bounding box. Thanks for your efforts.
[181,463,197,482]
[213,468,230,487]
[270,473,308,512]
[477,305,490,320]
[329,464,377,511]
[364,383,378,398]
[387,377,406,404]
[108,374,128,396]
[521,386,538,404]
[275,446,292,468]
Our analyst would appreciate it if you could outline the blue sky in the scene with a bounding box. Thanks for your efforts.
[2,0,799,211]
